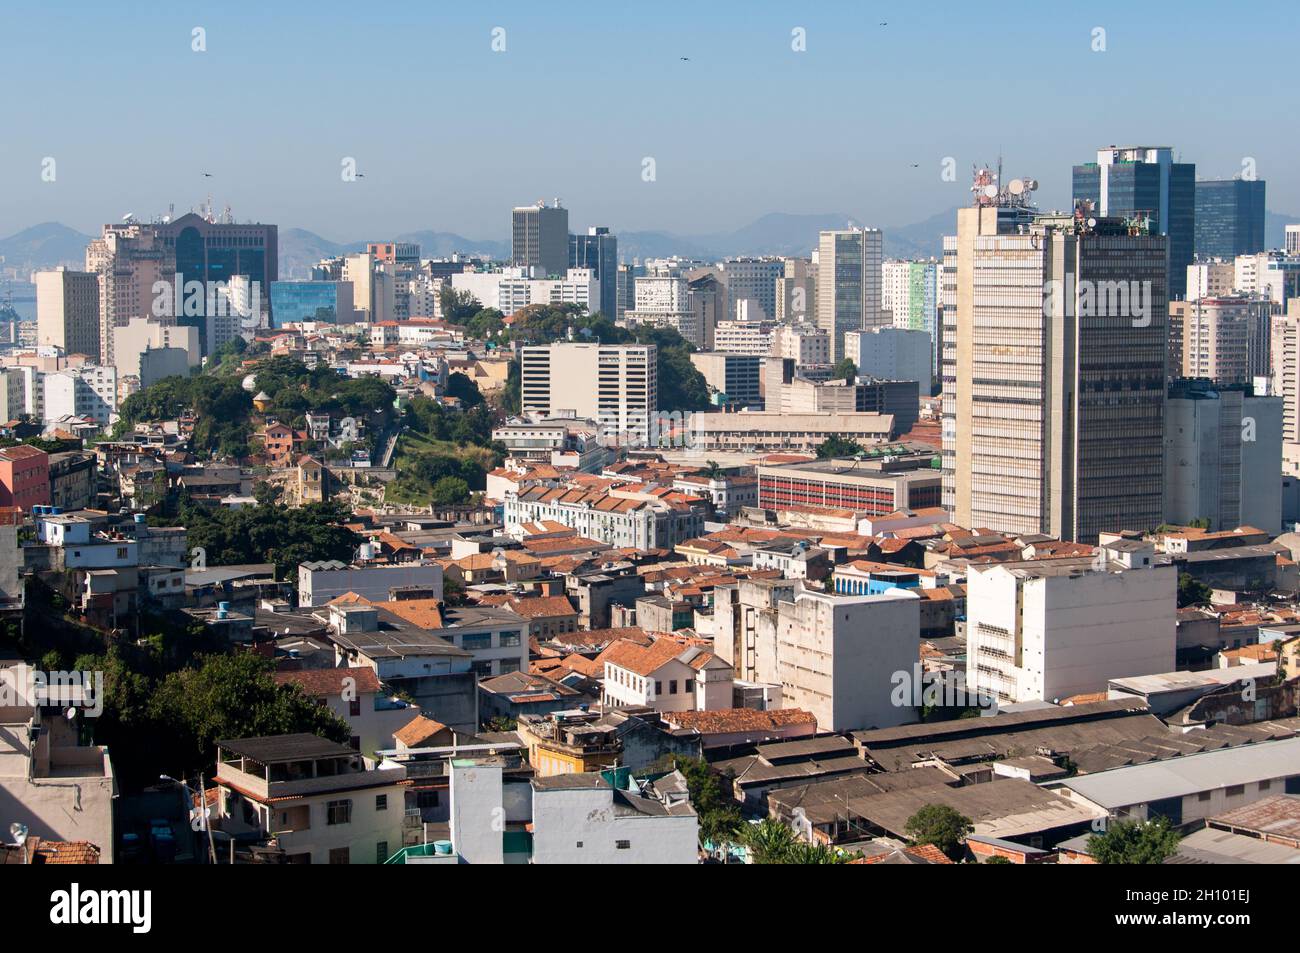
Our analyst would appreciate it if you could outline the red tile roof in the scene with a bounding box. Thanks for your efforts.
[394,714,450,747]
[273,667,382,697]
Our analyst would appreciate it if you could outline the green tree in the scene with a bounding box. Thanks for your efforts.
[832,357,857,382]
[431,475,471,506]
[741,818,799,864]
[675,756,741,847]
[150,653,350,773]
[1088,817,1181,864]
[1177,572,1214,608]
[783,841,849,864]
[816,434,865,459]
[904,804,974,858]
[445,372,484,407]
[438,287,482,326]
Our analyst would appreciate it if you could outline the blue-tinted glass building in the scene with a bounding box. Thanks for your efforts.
[270,281,355,327]
[1194,179,1266,259]
[568,226,618,318]
[155,212,277,354]
[1072,146,1194,299]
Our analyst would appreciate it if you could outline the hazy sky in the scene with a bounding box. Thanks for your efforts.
[1,0,1294,241]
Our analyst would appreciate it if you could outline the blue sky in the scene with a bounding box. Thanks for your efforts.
[1,0,1294,241]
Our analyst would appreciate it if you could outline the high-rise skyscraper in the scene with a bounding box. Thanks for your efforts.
[85,222,176,368]
[775,258,816,323]
[1194,179,1266,259]
[954,198,1168,543]
[512,200,569,277]
[716,257,784,322]
[35,268,100,359]
[153,212,277,354]
[816,227,883,362]
[568,226,618,318]
[1072,146,1193,299]
[882,259,941,378]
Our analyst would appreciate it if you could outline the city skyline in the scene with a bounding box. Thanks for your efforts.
[2,1,1297,241]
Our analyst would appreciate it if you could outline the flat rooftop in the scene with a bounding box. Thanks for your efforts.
[1108,662,1277,696]
[1060,736,1300,810]
[218,733,358,764]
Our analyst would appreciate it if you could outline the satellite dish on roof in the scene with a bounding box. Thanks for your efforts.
[982,184,998,199]
[1008,179,1025,195]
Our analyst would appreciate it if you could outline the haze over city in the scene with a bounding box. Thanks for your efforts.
[2,0,1297,240]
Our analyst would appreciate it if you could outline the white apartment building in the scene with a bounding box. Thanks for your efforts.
[402,760,697,865]
[624,274,702,347]
[770,323,830,365]
[297,560,443,608]
[1235,251,1300,305]
[520,342,656,426]
[42,365,117,427]
[1272,310,1300,475]
[600,639,733,713]
[1164,379,1282,533]
[1186,260,1237,300]
[215,734,407,865]
[712,579,919,731]
[881,259,940,374]
[713,315,776,355]
[966,545,1176,705]
[450,267,599,317]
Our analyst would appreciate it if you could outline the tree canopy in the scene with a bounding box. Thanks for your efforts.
[904,804,974,858]
[164,498,360,581]
[1088,817,1181,864]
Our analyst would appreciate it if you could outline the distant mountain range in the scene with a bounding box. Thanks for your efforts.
[5,207,1299,280]
[0,222,96,273]
[279,210,961,275]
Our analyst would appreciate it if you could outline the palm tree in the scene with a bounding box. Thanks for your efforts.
[784,841,849,864]
[741,818,798,864]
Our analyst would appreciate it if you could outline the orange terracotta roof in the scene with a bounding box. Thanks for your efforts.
[31,840,101,865]
[381,598,444,629]
[394,714,450,747]
[597,636,699,677]
[326,591,373,606]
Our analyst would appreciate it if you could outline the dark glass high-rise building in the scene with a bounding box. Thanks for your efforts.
[569,226,618,318]
[1072,146,1194,299]
[1194,179,1266,259]
[155,212,278,354]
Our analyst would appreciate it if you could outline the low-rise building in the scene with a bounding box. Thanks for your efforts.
[599,637,733,713]
[214,734,407,865]
[271,668,419,757]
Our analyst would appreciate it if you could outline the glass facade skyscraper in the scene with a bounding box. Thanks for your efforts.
[1194,179,1266,259]
[568,226,618,318]
[1072,146,1194,299]
[155,212,277,354]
